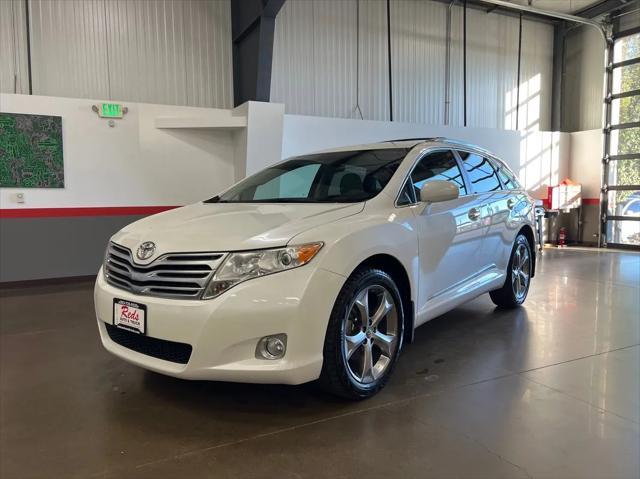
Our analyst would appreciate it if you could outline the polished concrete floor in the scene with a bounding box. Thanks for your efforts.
[1,248,638,478]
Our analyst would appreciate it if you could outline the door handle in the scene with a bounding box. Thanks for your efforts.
[468,208,481,221]
[507,198,516,210]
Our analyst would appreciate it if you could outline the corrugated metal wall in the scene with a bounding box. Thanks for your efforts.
[1,0,232,108]
[271,0,554,131]
[3,0,556,126]
[562,25,604,132]
[29,0,111,100]
[0,0,30,95]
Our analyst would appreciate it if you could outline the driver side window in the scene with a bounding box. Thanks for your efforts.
[410,150,467,200]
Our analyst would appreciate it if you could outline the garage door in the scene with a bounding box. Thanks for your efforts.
[603,29,640,249]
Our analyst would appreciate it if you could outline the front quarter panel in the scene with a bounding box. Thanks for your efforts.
[290,205,419,305]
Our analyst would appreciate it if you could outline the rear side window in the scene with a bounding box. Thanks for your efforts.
[458,151,501,193]
[494,161,521,190]
[410,150,467,198]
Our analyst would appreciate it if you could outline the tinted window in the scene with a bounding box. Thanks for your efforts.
[458,151,501,193]
[216,148,408,203]
[397,179,416,206]
[254,164,320,199]
[494,161,521,190]
[327,165,368,196]
[410,150,467,199]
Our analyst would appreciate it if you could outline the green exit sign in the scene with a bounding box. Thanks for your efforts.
[99,103,124,118]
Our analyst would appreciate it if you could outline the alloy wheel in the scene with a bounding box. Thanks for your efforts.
[511,243,531,301]
[342,285,399,385]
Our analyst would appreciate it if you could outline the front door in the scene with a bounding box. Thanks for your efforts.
[407,150,485,324]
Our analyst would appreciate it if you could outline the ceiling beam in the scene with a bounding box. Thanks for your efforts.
[575,0,633,19]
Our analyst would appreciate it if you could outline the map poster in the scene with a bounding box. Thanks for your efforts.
[0,112,65,188]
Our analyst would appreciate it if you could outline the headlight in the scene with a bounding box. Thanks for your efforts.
[202,242,323,299]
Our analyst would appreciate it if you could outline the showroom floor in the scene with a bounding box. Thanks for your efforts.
[1,248,638,479]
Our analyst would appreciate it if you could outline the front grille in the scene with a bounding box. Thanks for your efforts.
[105,323,192,364]
[104,242,225,299]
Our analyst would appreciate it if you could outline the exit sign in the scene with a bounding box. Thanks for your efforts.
[99,103,124,118]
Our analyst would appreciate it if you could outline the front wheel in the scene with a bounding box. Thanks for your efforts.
[319,269,404,400]
[490,234,532,308]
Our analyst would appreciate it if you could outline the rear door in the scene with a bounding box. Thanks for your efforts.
[403,150,485,317]
[456,150,504,274]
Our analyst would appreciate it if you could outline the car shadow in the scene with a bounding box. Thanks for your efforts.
[133,296,532,418]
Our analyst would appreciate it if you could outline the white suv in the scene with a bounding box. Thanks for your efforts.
[94,138,536,399]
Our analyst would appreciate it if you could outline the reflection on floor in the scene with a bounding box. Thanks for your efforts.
[1,248,638,478]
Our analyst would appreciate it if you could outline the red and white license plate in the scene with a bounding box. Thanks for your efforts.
[113,299,146,335]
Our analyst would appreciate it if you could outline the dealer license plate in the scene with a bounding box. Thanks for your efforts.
[113,298,146,335]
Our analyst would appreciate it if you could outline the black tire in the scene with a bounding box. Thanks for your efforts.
[319,268,404,400]
[490,234,532,308]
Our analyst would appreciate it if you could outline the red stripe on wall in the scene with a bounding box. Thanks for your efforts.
[0,198,602,219]
[0,206,178,219]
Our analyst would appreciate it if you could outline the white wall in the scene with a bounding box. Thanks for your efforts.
[0,0,233,109]
[0,94,237,209]
[271,0,554,131]
[1,92,573,213]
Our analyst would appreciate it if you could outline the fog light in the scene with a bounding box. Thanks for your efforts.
[256,334,287,360]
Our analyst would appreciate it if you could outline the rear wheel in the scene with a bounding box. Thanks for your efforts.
[490,234,532,308]
[319,269,404,400]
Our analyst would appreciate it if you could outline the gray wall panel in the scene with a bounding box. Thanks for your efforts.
[182,0,233,108]
[24,0,232,108]
[0,0,29,94]
[562,26,604,132]
[105,0,189,106]
[271,0,391,121]
[270,0,554,130]
[391,0,447,125]
[29,0,111,100]
[0,216,145,282]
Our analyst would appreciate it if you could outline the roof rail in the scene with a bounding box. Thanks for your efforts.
[382,137,495,157]
[381,137,439,143]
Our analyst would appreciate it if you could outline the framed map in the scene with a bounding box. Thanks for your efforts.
[0,113,64,188]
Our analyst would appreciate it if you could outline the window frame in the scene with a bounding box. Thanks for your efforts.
[488,156,522,191]
[395,147,470,208]
[455,148,505,195]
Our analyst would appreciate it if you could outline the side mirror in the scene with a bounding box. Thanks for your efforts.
[419,180,459,203]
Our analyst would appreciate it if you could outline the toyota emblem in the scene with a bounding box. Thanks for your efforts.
[136,241,156,261]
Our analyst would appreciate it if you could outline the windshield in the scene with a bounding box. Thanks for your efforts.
[214,148,409,203]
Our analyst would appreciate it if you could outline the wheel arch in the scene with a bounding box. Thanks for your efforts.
[352,254,415,344]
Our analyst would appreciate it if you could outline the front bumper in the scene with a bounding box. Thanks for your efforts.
[94,265,345,385]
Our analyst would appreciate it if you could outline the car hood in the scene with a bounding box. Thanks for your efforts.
[111,201,364,255]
